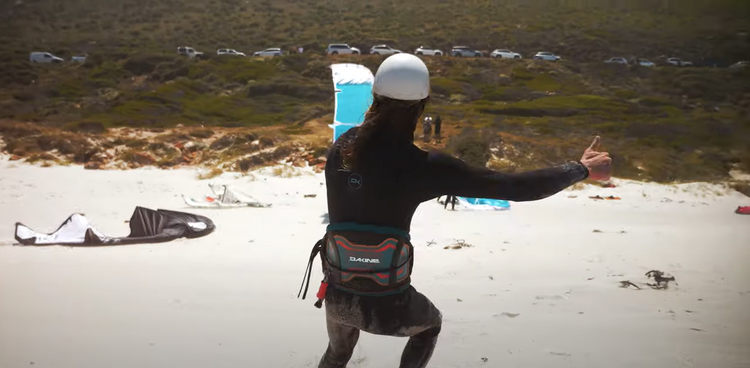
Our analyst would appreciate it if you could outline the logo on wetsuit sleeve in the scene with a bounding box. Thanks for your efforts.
[348,173,363,189]
[349,256,380,264]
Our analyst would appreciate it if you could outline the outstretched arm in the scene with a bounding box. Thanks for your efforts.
[418,137,611,202]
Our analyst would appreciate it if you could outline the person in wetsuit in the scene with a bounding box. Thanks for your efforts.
[433,113,442,142]
[443,194,457,210]
[319,54,612,368]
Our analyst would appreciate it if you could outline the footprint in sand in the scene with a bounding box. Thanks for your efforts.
[495,312,520,318]
[548,351,572,358]
[349,356,367,366]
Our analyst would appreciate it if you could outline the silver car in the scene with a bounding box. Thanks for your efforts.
[490,49,522,59]
[666,57,692,67]
[604,57,628,64]
[217,49,246,57]
[451,46,483,57]
[327,44,361,55]
[370,45,401,55]
[253,48,283,57]
[414,46,443,56]
[71,54,87,63]
[533,52,561,61]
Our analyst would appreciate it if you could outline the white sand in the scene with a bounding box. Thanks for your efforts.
[1,158,749,368]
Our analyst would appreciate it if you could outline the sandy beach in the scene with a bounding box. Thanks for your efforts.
[1,157,749,368]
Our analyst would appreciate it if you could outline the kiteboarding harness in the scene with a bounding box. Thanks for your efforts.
[298,223,414,308]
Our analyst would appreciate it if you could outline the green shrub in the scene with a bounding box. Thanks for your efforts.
[123,53,178,75]
[447,127,492,168]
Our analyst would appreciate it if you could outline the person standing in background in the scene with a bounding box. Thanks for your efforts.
[443,194,456,210]
[433,114,442,143]
[422,116,432,143]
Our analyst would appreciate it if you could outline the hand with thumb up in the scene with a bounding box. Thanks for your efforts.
[580,136,612,181]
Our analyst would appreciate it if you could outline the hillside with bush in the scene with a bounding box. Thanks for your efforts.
[0,0,749,188]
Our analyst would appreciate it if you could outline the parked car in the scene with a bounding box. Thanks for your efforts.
[490,49,522,59]
[729,61,748,69]
[666,57,692,67]
[604,57,628,64]
[636,58,655,67]
[177,46,204,58]
[253,48,283,57]
[29,52,64,63]
[217,49,246,57]
[451,46,482,57]
[327,44,360,55]
[533,52,561,61]
[414,46,443,56]
[71,54,87,63]
[370,44,401,55]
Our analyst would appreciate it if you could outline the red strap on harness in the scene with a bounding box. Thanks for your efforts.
[314,281,328,309]
[316,281,328,300]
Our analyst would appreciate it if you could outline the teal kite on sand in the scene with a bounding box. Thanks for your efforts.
[457,197,511,210]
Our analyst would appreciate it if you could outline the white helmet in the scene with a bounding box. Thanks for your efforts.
[372,53,430,101]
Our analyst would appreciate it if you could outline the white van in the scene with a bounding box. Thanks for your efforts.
[29,52,64,63]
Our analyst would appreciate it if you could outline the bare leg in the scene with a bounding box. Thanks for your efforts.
[318,319,360,368]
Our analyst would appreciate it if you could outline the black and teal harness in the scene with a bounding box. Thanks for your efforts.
[297,223,414,308]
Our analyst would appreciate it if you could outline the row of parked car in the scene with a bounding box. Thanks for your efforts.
[322,44,716,67]
[177,46,284,58]
[326,43,552,59]
[29,51,87,63]
[29,46,749,69]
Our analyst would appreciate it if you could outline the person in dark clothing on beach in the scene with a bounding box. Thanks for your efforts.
[422,116,432,142]
[304,54,612,368]
[433,114,442,142]
[443,194,457,210]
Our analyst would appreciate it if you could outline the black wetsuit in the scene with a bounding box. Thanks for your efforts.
[433,115,442,139]
[320,127,589,368]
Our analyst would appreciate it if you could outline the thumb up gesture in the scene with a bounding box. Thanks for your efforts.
[580,136,612,181]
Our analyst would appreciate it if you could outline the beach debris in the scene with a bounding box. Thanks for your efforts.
[445,239,472,250]
[593,229,603,233]
[589,195,621,200]
[690,328,704,332]
[489,275,494,280]
[567,195,578,198]
[457,298,463,302]
[304,194,317,198]
[736,206,750,215]
[619,280,641,289]
[481,357,489,362]
[426,240,436,247]
[499,312,520,318]
[645,270,677,289]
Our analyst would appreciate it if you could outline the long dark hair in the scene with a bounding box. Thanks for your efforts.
[341,94,428,169]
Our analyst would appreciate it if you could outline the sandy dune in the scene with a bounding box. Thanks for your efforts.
[1,158,749,368]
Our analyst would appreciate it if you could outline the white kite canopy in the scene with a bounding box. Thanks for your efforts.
[330,63,375,85]
[329,63,375,143]
[182,183,271,208]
